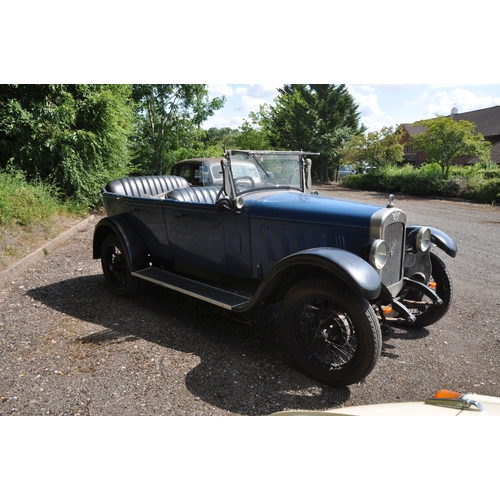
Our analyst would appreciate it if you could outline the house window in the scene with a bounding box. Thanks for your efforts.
[404,145,413,153]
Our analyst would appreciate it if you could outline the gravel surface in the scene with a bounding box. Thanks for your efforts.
[1,186,500,416]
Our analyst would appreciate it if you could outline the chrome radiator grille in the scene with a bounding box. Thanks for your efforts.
[380,222,405,287]
[370,206,407,296]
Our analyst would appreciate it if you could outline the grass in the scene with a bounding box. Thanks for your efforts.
[0,172,88,270]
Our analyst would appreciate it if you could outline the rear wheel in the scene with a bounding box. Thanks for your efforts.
[100,233,138,297]
[279,279,382,386]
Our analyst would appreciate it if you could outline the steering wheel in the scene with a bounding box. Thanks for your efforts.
[234,176,255,188]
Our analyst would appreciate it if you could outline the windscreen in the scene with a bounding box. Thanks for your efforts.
[230,153,303,194]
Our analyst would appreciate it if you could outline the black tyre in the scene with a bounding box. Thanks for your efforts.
[100,233,138,297]
[401,253,453,328]
[279,279,382,387]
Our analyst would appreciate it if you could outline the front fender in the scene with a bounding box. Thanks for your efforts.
[235,247,381,312]
[93,214,149,271]
[406,225,457,258]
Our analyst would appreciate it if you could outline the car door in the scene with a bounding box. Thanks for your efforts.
[163,197,228,275]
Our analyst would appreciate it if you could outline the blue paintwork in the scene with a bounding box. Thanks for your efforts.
[236,247,382,310]
[101,188,385,283]
[247,191,381,226]
[93,214,149,271]
[163,198,228,274]
[245,191,381,278]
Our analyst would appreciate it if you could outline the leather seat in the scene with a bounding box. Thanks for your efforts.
[105,175,190,197]
[167,186,221,203]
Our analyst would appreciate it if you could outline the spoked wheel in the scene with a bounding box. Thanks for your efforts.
[279,279,382,387]
[100,234,138,297]
[401,253,453,328]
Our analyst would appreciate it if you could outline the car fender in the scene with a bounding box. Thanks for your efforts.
[236,247,381,311]
[406,225,457,258]
[93,214,149,271]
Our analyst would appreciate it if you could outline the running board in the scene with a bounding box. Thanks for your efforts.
[132,267,251,310]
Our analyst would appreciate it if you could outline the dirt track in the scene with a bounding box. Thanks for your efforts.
[1,187,499,415]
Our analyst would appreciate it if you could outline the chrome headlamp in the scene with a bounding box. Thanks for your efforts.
[369,239,388,270]
[416,227,431,252]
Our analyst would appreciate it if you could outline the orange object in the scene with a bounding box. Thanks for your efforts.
[432,389,462,399]
[382,305,393,315]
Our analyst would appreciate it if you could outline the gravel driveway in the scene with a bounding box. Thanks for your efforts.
[1,187,499,415]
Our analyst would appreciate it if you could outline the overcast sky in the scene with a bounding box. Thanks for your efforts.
[204,84,500,133]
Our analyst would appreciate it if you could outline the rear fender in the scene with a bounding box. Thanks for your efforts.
[93,215,149,271]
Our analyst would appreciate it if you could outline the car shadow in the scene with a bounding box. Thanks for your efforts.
[381,325,430,359]
[27,275,351,415]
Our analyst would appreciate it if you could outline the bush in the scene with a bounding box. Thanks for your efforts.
[343,164,409,192]
[400,163,445,196]
[340,161,500,205]
[464,178,500,205]
[0,172,63,226]
[0,171,85,226]
[0,85,135,208]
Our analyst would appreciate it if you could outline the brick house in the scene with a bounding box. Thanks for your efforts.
[400,105,500,167]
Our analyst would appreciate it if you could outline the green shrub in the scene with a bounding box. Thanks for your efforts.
[0,171,77,226]
[342,164,407,192]
[340,161,500,204]
[0,85,135,208]
[400,163,445,196]
[464,178,500,205]
[442,177,468,198]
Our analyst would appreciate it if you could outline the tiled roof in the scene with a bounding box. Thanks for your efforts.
[401,123,426,135]
[490,140,500,163]
[450,105,500,137]
[402,105,500,138]
[400,106,500,164]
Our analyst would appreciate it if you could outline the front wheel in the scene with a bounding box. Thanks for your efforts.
[279,279,382,387]
[401,253,453,328]
[100,233,138,297]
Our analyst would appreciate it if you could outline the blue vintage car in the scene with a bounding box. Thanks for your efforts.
[93,150,457,386]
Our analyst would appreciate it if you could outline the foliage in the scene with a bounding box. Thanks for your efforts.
[0,171,68,226]
[131,85,225,175]
[344,163,413,192]
[341,126,404,170]
[410,116,491,178]
[162,144,225,173]
[236,109,272,150]
[259,85,364,181]
[202,127,241,149]
[0,84,135,207]
[317,127,356,181]
[345,163,445,194]
[342,161,500,204]
[400,163,445,196]
[465,178,500,204]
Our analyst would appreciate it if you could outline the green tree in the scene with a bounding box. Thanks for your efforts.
[317,127,356,181]
[236,108,272,150]
[410,116,491,178]
[203,127,241,149]
[132,85,225,175]
[342,126,404,169]
[0,84,135,206]
[261,85,364,181]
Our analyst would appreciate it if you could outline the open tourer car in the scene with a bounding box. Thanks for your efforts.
[93,150,457,386]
